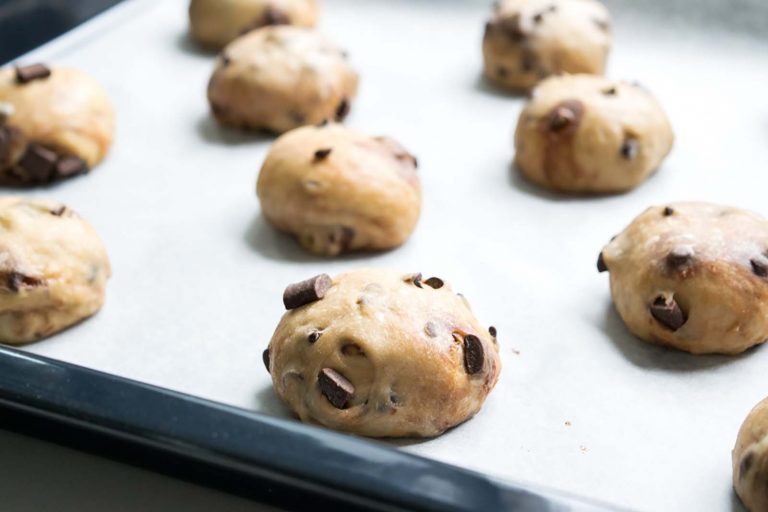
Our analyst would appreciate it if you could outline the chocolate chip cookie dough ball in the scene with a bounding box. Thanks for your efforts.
[189,0,319,49]
[0,64,115,185]
[597,203,768,355]
[514,74,673,194]
[264,270,502,437]
[483,0,611,91]
[208,26,358,134]
[0,197,111,344]
[733,397,768,512]
[256,123,420,256]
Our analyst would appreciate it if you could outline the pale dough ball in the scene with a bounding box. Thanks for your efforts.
[0,64,115,185]
[189,0,319,49]
[0,197,111,344]
[264,269,502,437]
[483,0,611,91]
[514,74,673,194]
[598,202,768,355]
[733,397,768,512]
[207,26,358,134]
[256,123,421,256]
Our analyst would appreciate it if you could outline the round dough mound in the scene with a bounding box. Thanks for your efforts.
[514,74,674,194]
[207,26,358,134]
[733,397,768,512]
[265,269,502,437]
[483,0,611,91]
[0,65,115,185]
[256,123,421,256]
[598,202,768,355]
[0,197,111,344]
[189,0,319,49]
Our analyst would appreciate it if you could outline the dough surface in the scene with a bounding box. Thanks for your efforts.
[483,0,611,91]
[208,26,358,134]
[0,197,111,344]
[188,0,318,49]
[733,397,768,512]
[0,65,114,185]
[598,202,768,354]
[264,269,502,437]
[256,123,421,256]
[514,74,673,194]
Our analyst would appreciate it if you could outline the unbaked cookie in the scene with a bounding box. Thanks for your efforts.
[189,0,319,49]
[733,397,768,512]
[208,26,358,134]
[0,64,114,185]
[0,197,111,344]
[256,123,420,256]
[264,269,501,437]
[598,202,768,355]
[483,0,612,91]
[514,74,673,194]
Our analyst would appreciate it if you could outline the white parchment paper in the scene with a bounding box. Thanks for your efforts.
[14,0,768,510]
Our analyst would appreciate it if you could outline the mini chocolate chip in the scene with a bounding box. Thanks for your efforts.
[650,295,686,331]
[751,258,768,278]
[533,12,543,23]
[499,14,525,41]
[15,63,51,84]
[283,274,332,310]
[740,451,755,478]
[262,349,270,373]
[488,326,497,338]
[55,156,88,178]
[496,66,509,78]
[335,98,350,121]
[289,111,306,124]
[547,100,584,133]
[593,18,610,31]
[602,86,617,96]
[263,6,290,25]
[597,252,608,272]
[424,277,444,289]
[621,138,640,160]
[405,272,423,288]
[666,247,694,268]
[308,330,321,343]
[19,144,57,181]
[314,148,332,160]
[317,119,329,127]
[424,321,438,337]
[389,392,400,404]
[221,53,231,66]
[663,206,674,216]
[50,205,66,216]
[318,368,354,409]
[463,334,485,374]
[6,271,44,293]
[329,226,355,251]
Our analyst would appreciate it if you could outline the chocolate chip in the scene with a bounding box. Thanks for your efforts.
[263,6,290,25]
[547,100,584,133]
[424,277,444,289]
[463,334,485,374]
[317,119,329,127]
[221,53,231,66]
[597,252,608,272]
[621,138,640,160]
[532,5,556,23]
[335,98,350,121]
[289,111,306,124]
[318,368,354,409]
[520,51,536,72]
[329,226,355,251]
[262,349,270,373]
[650,295,686,331]
[405,273,423,288]
[488,326,497,338]
[499,14,526,41]
[667,247,694,268]
[424,321,438,337]
[15,63,51,84]
[6,271,44,292]
[740,451,755,478]
[593,18,611,31]
[283,274,332,310]
[496,66,509,78]
[751,258,768,278]
[308,330,321,343]
[50,205,66,216]
[663,206,674,216]
[0,127,9,159]
[314,148,332,160]
[19,144,57,181]
[55,156,88,178]
[602,86,617,96]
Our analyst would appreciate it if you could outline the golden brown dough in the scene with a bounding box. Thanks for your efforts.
[733,397,768,512]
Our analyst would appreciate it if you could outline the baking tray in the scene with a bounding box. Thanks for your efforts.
[3,0,768,510]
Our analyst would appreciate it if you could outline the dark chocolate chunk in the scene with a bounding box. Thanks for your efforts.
[283,274,332,310]
[489,326,497,338]
[666,247,694,268]
[405,272,423,288]
[18,144,57,181]
[308,330,321,343]
[650,295,686,331]
[329,226,355,251]
[597,252,608,272]
[532,5,556,23]
[751,258,768,278]
[740,451,755,478]
[262,349,270,373]
[55,156,88,178]
[620,138,640,160]
[6,271,44,292]
[318,368,354,409]
[335,98,350,121]
[314,148,332,160]
[15,63,51,84]
[50,205,66,216]
[424,277,444,289]
[547,100,584,133]
[463,334,485,374]
[663,206,674,216]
